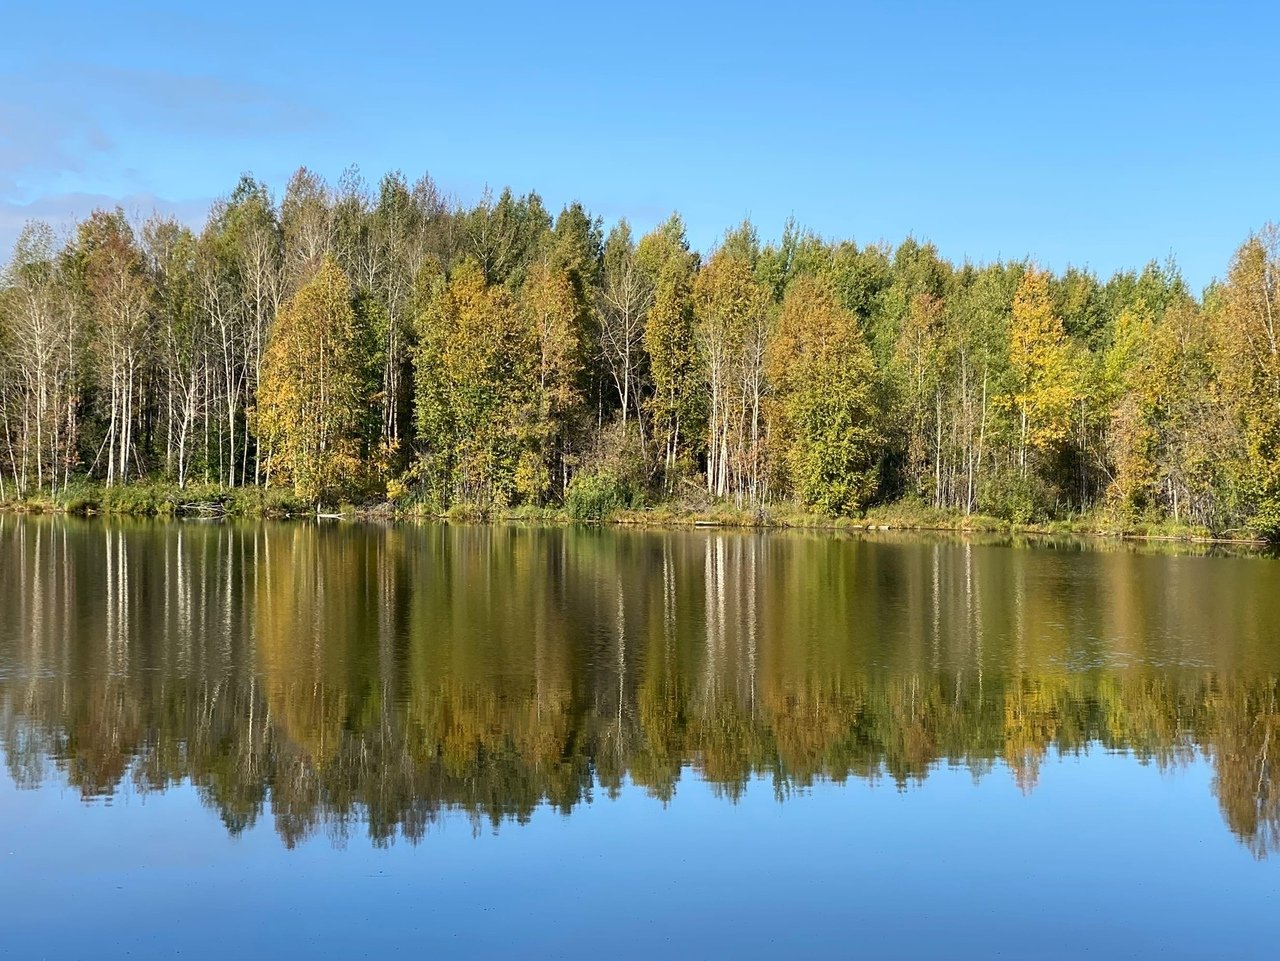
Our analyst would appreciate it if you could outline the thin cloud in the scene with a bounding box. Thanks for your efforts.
[70,64,329,136]
[0,103,114,195]
[0,63,326,201]
[0,191,214,257]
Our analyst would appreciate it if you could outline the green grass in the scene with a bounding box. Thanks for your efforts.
[0,479,311,518]
[0,478,1266,545]
[501,504,570,523]
[444,502,487,523]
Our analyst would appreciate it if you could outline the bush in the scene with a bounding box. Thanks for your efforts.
[980,472,1056,525]
[566,471,631,521]
[566,421,651,521]
[221,486,305,518]
[385,477,409,504]
[54,480,102,515]
[446,502,485,522]
[1248,489,1280,543]
[100,482,175,515]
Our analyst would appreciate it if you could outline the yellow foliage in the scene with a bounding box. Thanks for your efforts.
[1009,268,1080,472]
[254,257,364,502]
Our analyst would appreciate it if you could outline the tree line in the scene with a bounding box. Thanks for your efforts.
[3,167,1279,535]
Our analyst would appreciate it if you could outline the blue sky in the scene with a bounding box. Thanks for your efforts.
[1,0,1276,290]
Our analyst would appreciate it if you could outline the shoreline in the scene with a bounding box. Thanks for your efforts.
[0,483,1269,549]
[605,510,1268,547]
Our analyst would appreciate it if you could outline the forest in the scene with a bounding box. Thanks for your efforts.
[2,166,1279,537]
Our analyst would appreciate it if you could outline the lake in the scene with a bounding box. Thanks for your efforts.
[1,517,1278,959]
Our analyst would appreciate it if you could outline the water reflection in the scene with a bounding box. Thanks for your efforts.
[1,517,1278,855]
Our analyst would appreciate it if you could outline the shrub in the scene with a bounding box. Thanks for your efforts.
[566,471,631,521]
[567,421,651,521]
[980,472,1056,525]
[55,480,103,515]
[385,478,409,504]
[446,502,485,522]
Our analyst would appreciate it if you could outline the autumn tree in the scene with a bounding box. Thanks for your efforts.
[520,260,588,496]
[71,210,153,487]
[1101,303,1159,514]
[767,278,883,514]
[1150,302,1228,526]
[892,291,947,503]
[367,172,444,456]
[1213,226,1280,538]
[463,187,551,289]
[0,222,80,495]
[544,201,603,455]
[280,167,334,292]
[143,217,202,487]
[640,216,702,489]
[199,178,283,486]
[596,221,653,435]
[254,257,365,502]
[876,238,951,364]
[944,263,1021,513]
[5,168,1280,537]
[1007,268,1079,483]
[414,259,539,508]
[755,218,831,303]
[226,179,284,484]
[693,244,771,505]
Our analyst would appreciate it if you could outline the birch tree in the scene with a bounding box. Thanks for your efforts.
[597,222,653,436]
[639,216,701,488]
[767,278,882,514]
[254,257,363,502]
[76,210,152,486]
[693,247,770,504]
[0,223,80,494]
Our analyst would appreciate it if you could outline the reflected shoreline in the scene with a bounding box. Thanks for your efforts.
[2,516,1278,855]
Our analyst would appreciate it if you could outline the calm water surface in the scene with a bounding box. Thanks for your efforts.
[1,517,1279,959]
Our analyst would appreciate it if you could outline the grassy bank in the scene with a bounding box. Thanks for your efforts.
[0,481,1264,546]
[1,480,310,519]
[606,500,1249,543]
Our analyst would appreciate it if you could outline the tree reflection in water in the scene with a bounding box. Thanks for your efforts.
[1,516,1277,855]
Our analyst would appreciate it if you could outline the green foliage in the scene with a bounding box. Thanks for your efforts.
[462,187,551,288]
[565,471,631,521]
[980,471,1056,525]
[767,278,883,515]
[639,215,702,489]
[1007,268,1081,474]
[53,480,101,515]
[445,501,486,522]
[254,257,367,503]
[413,259,541,509]
[7,169,1280,541]
[565,421,650,521]
[693,245,771,503]
[1212,228,1280,540]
